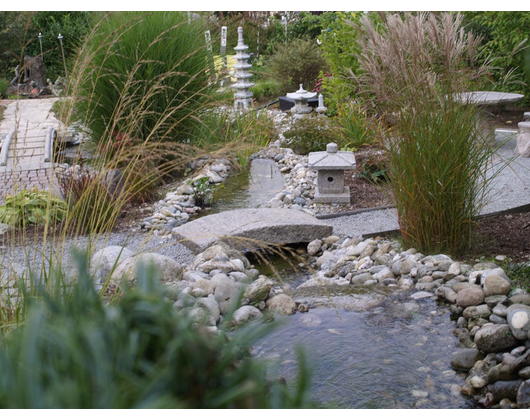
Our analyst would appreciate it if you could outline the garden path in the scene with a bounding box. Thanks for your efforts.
[0,98,61,204]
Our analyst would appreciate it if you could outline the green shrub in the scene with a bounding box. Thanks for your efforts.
[73,12,213,164]
[0,12,92,82]
[0,79,8,98]
[28,12,93,82]
[501,260,530,291]
[283,117,338,155]
[0,254,315,408]
[319,12,376,113]
[0,189,67,227]
[358,154,389,184]
[251,79,283,102]
[269,39,328,93]
[462,11,529,100]
[333,102,381,149]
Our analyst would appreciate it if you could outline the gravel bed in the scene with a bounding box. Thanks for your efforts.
[0,231,195,276]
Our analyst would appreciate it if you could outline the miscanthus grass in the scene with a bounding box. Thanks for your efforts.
[350,12,511,254]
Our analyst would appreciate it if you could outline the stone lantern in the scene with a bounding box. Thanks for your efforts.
[308,143,356,203]
[286,84,317,118]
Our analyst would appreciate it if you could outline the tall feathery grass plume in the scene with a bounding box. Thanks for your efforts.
[348,12,509,254]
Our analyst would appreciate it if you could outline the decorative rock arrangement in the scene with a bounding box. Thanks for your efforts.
[90,220,530,408]
[140,158,233,234]
[300,233,530,409]
[91,241,300,332]
[141,135,326,231]
[140,107,353,232]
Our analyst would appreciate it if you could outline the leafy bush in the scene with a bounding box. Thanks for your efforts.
[0,79,8,98]
[358,154,389,184]
[269,39,328,93]
[462,11,529,100]
[283,117,338,155]
[187,176,214,208]
[333,102,381,149]
[0,12,92,82]
[0,12,32,80]
[501,260,530,291]
[0,254,315,408]
[318,12,373,113]
[251,79,283,102]
[0,189,67,226]
[27,12,93,82]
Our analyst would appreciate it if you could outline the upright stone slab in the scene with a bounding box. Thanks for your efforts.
[171,208,333,253]
[515,121,530,157]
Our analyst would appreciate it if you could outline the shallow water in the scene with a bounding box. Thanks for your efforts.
[252,296,470,408]
[247,253,472,409]
[198,156,473,408]
[203,159,285,215]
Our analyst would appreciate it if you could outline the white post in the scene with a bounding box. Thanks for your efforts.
[58,33,68,79]
[204,30,215,82]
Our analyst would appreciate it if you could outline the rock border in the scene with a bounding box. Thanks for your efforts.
[83,227,530,408]
[301,234,530,409]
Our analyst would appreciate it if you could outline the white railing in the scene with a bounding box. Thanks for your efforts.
[0,129,15,166]
[44,127,56,163]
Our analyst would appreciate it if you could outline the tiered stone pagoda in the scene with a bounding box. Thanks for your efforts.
[233,26,254,109]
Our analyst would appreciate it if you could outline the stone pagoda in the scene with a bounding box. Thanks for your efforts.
[233,26,254,109]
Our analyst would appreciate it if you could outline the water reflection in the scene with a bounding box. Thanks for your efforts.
[203,159,285,215]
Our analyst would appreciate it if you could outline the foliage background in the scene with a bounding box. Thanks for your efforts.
[0,11,91,83]
[462,11,530,101]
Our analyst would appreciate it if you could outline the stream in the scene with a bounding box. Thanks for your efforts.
[244,251,473,409]
[202,158,471,408]
[201,158,285,215]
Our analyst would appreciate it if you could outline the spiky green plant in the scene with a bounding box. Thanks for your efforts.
[74,11,214,161]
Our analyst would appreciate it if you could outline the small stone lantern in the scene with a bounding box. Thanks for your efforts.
[286,84,317,118]
[308,143,356,203]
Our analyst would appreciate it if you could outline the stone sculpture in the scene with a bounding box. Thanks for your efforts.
[308,142,356,203]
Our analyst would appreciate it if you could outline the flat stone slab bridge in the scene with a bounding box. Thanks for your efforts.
[172,208,333,252]
[0,98,61,204]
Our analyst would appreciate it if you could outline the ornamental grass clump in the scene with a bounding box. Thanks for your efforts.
[351,12,501,254]
[73,11,214,163]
